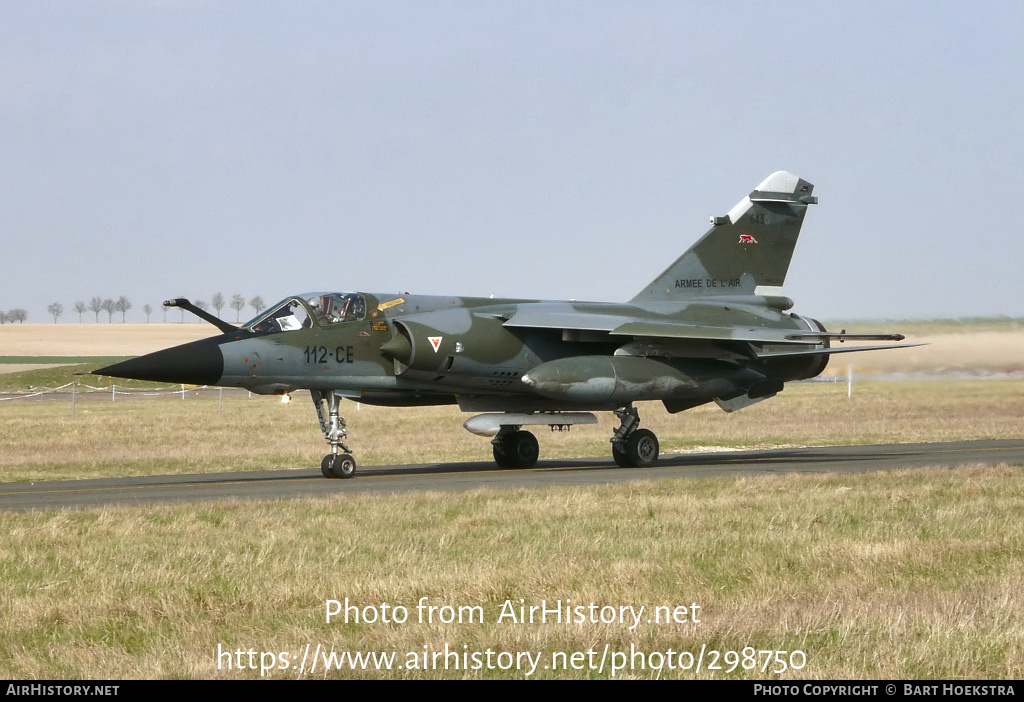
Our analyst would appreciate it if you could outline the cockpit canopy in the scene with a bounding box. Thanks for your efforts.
[245,292,367,333]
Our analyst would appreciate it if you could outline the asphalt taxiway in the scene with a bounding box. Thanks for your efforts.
[1,439,1021,511]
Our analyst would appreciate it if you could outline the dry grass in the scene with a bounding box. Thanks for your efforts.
[1,465,1022,678]
[823,332,1024,376]
[0,323,211,357]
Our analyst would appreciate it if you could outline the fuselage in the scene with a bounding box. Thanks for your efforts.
[97,290,829,413]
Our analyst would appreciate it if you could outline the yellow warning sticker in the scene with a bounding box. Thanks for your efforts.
[377,297,405,311]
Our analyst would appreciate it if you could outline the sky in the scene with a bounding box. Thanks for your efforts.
[2,1,1023,324]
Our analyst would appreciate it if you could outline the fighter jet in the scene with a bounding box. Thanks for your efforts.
[95,171,916,478]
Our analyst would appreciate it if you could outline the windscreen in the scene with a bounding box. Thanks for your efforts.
[244,292,366,333]
[246,298,311,333]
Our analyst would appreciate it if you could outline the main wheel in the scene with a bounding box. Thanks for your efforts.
[612,443,631,467]
[321,453,357,479]
[492,430,539,469]
[624,429,659,467]
[511,431,539,468]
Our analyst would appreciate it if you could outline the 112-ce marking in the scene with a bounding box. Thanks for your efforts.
[304,345,354,364]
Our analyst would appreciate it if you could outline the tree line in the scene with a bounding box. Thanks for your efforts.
[1,309,28,324]
[2,294,269,324]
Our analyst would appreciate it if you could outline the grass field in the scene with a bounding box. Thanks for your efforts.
[0,323,211,356]
[1,321,1022,679]
[1,466,1022,679]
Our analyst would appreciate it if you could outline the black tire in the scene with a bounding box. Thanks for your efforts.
[322,453,357,479]
[611,443,631,467]
[321,454,337,478]
[493,438,517,469]
[335,453,357,478]
[624,429,659,467]
[492,430,539,469]
[512,430,539,468]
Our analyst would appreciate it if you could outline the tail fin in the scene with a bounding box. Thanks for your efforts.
[630,171,817,303]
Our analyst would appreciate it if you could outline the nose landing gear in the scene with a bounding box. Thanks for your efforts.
[312,390,357,478]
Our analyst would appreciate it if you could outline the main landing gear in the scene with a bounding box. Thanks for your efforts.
[312,390,356,479]
[482,406,659,469]
[492,427,540,469]
[610,405,660,468]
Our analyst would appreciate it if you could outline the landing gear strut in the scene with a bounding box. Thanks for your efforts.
[312,390,357,478]
[492,427,540,469]
[611,405,659,467]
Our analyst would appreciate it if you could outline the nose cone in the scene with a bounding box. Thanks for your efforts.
[93,337,225,385]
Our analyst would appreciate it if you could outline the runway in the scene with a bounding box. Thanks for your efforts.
[1,439,1022,511]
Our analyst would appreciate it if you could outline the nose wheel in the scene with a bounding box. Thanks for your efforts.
[321,452,356,479]
[312,390,357,479]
